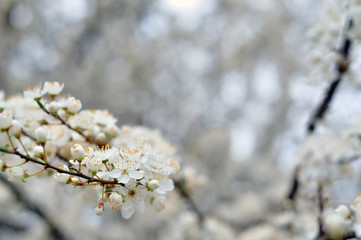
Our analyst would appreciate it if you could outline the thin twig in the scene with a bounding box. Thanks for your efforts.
[287,18,353,201]
[0,146,124,186]
[315,183,325,239]
[35,99,91,142]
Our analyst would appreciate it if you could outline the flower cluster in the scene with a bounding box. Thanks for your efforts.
[0,82,179,218]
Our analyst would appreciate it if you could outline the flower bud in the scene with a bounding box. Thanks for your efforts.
[0,110,13,130]
[6,167,24,182]
[153,196,166,212]
[335,205,350,219]
[67,97,82,113]
[105,125,119,138]
[95,132,106,143]
[47,101,60,113]
[95,202,104,216]
[35,127,48,143]
[71,144,85,160]
[324,212,347,239]
[149,179,159,189]
[9,120,22,137]
[33,146,44,158]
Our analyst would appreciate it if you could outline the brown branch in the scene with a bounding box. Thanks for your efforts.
[0,146,124,186]
[287,18,353,201]
[35,99,91,142]
[315,183,325,240]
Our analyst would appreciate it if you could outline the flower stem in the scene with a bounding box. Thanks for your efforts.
[6,131,15,150]
[17,137,29,157]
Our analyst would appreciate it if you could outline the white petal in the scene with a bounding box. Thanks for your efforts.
[157,180,174,194]
[108,169,122,178]
[129,170,144,180]
[121,203,135,219]
[118,174,130,183]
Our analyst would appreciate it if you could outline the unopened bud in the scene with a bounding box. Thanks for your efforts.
[95,132,106,143]
[149,179,159,189]
[48,101,60,113]
[335,205,350,219]
[95,202,104,216]
[9,120,22,137]
[71,144,85,160]
[35,127,48,143]
[33,146,44,157]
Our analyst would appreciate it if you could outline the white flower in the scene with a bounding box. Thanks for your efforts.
[6,167,24,182]
[153,196,166,212]
[142,153,174,194]
[335,205,350,219]
[0,110,13,129]
[47,102,60,113]
[24,84,47,99]
[53,165,71,183]
[85,155,103,171]
[95,203,104,216]
[324,212,347,239]
[108,192,123,210]
[95,132,106,143]
[71,144,85,160]
[119,180,146,219]
[9,120,22,136]
[108,147,144,184]
[35,126,48,143]
[72,110,95,129]
[66,97,82,113]
[43,82,64,96]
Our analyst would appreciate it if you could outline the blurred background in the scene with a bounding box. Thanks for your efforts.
[2,0,361,239]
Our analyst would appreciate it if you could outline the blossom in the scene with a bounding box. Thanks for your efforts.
[148,179,159,189]
[24,84,47,99]
[33,146,44,157]
[108,192,123,210]
[108,147,144,184]
[152,196,166,212]
[47,101,60,113]
[142,152,174,194]
[71,144,85,160]
[85,155,103,171]
[0,110,13,129]
[6,167,24,182]
[95,202,104,216]
[119,180,146,219]
[53,165,71,183]
[66,97,82,113]
[9,120,22,137]
[43,82,64,96]
[35,126,48,143]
